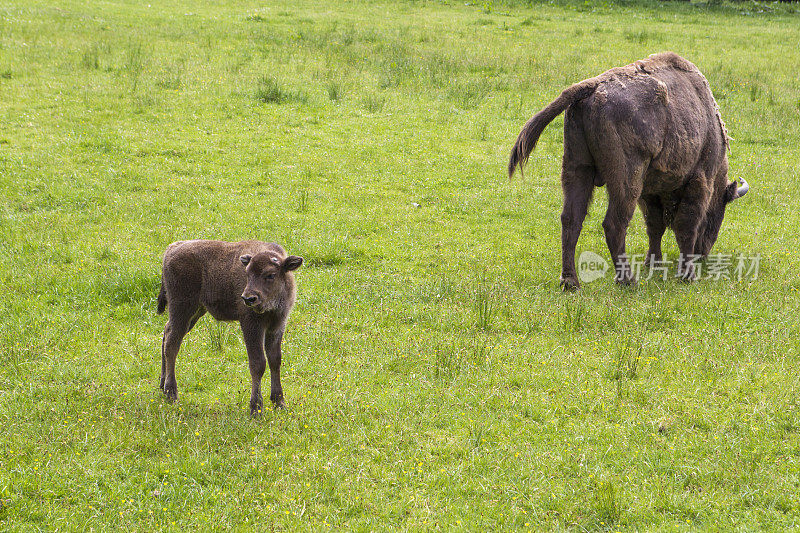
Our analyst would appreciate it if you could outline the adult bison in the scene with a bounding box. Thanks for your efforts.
[509,52,748,289]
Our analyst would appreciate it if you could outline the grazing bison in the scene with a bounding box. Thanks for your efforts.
[157,240,303,414]
[509,52,749,289]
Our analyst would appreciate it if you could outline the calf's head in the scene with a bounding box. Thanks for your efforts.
[240,252,303,314]
[697,178,749,257]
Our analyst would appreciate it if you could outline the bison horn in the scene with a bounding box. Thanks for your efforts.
[736,178,749,199]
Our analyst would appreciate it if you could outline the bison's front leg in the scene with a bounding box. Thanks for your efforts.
[672,175,709,281]
[265,330,285,409]
[241,319,267,416]
[639,195,666,266]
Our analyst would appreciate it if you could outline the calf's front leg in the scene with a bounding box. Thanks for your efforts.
[241,319,267,416]
[266,329,285,409]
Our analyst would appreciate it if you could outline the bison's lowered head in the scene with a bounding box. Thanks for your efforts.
[240,252,303,314]
[696,178,749,257]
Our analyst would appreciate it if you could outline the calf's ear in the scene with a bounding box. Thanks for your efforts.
[282,255,303,271]
[240,254,252,267]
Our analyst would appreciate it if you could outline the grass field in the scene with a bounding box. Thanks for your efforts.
[2,0,800,529]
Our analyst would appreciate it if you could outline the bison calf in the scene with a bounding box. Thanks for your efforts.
[156,240,302,414]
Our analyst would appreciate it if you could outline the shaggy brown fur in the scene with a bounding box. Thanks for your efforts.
[509,52,748,289]
[157,240,302,414]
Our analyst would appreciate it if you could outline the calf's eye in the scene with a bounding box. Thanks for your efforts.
[264,274,275,280]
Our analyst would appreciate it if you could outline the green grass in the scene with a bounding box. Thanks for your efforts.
[1,0,800,529]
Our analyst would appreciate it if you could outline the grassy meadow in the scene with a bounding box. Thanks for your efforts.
[2,0,800,529]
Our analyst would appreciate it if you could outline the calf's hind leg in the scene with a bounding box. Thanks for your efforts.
[161,304,204,400]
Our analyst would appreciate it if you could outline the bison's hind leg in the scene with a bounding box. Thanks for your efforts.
[600,159,648,286]
[161,302,205,401]
[560,166,596,290]
[559,105,597,291]
[160,334,166,390]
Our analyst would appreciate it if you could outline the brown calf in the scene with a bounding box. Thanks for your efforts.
[156,240,302,414]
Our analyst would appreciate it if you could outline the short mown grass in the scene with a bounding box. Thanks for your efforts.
[1,0,800,529]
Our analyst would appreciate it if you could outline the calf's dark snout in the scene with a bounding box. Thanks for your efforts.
[242,294,257,306]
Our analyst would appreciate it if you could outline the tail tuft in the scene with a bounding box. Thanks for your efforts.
[508,80,599,179]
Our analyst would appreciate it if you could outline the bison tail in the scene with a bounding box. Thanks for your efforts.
[508,79,599,179]
[157,283,167,315]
